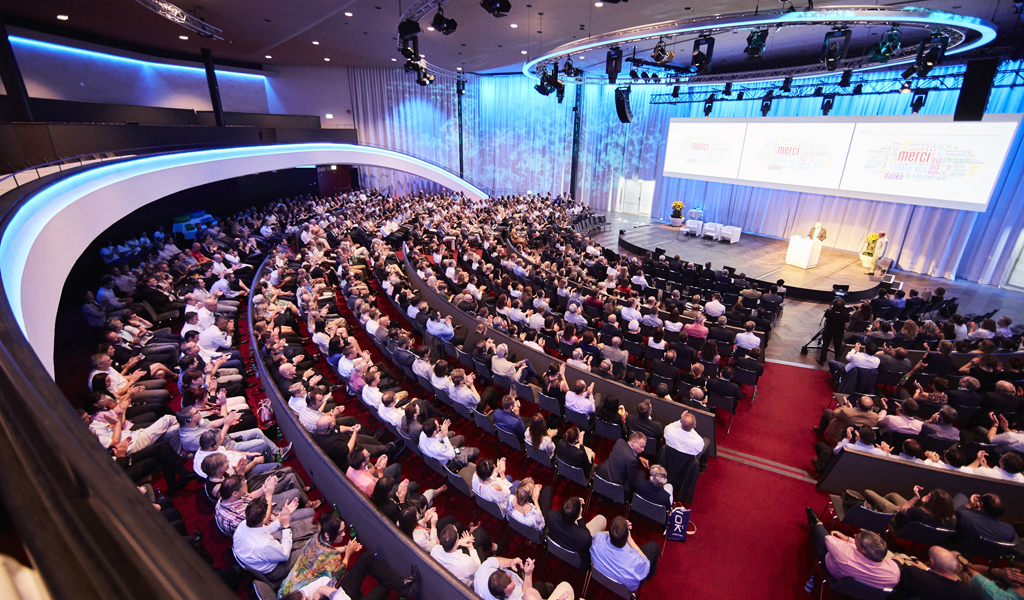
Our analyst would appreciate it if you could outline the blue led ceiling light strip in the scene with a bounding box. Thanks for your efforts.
[522,8,998,82]
[9,35,266,80]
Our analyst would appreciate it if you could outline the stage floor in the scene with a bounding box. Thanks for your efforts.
[617,222,877,296]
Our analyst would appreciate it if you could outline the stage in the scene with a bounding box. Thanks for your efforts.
[615,222,882,302]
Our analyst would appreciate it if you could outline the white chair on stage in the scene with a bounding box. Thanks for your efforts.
[719,225,742,244]
[702,223,722,242]
[681,219,703,239]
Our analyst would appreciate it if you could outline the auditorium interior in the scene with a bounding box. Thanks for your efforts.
[3,0,1024,599]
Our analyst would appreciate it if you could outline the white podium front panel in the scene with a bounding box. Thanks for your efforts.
[786,236,822,269]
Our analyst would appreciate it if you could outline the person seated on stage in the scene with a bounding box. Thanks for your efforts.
[804,509,901,591]
[590,516,660,592]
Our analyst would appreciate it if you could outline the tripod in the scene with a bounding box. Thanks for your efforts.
[800,327,826,355]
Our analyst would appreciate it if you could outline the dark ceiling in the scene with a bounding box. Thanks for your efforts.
[1,0,1020,73]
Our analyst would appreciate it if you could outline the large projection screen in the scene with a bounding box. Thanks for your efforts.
[662,114,1022,212]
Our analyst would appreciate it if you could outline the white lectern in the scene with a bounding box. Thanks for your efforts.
[786,236,822,269]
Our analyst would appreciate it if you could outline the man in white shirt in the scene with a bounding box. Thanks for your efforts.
[733,321,761,351]
[631,271,649,290]
[663,410,711,472]
[474,556,572,600]
[419,418,479,467]
[984,413,1024,454]
[527,304,547,330]
[565,380,597,416]
[378,391,406,427]
[620,300,642,323]
[564,305,588,328]
[877,398,923,435]
[430,524,482,586]
[828,342,880,380]
[198,317,234,361]
[232,496,313,585]
[704,294,726,318]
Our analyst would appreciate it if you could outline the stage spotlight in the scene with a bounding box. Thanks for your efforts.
[910,89,928,114]
[692,35,714,74]
[534,81,552,95]
[416,66,435,86]
[606,47,623,84]
[869,26,901,63]
[723,81,733,96]
[781,76,792,93]
[839,69,852,87]
[431,8,458,35]
[901,65,918,79]
[629,69,639,80]
[398,19,421,42]
[744,28,768,59]
[821,94,835,116]
[671,85,680,98]
[652,73,660,83]
[403,58,419,73]
[641,71,651,81]
[400,37,419,60]
[820,28,851,71]
[914,33,948,78]
[456,79,467,95]
[761,90,773,116]
[704,93,715,117]
[652,39,674,64]
[813,86,823,97]
[736,91,745,100]
[562,57,583,77]
[852,83,863,95]
[480,0,512,17]
[900,81,912,93]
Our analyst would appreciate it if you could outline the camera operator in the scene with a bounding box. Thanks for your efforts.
[818,299,850,365]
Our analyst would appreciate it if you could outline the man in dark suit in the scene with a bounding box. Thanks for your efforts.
[633,464,672,508]
[946,376,982,411]
[311,415,390,468]
[707,316,735,344]
[953,493,1016,543]
[679,266,697,287]
[707,367,742,400]
[870,290,891,314]
[555,426,595,478]
[761,286,784,306]
[734,347,765,377]
[983,381,1022,414]
[492,394,527,439]
[595,432,647,497]
[626,399,664,442]
[650,350,682,382]
[545,497,605,568]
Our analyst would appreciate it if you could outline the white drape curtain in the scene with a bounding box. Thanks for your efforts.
[345,63,1024,284]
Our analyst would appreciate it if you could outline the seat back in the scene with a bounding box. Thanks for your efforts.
[731,367,758,387]
[591,566,636,599]
[475,495,506,521]
[538,392,562,416]
[508,516,543,545]
[416,374,434,395]
[621,339,643,358]
[474,410,496,435]
[492,373,513,391]
[445,463,474,497]
[556,458,589,488]
[252,580,277,600]
[457,348,474,369]
[452,400,474,420]
[892,521,954,546]
[953,535,1016,562]
[840,505,896,534]
[496,426,522,451]
[592,473,626,505]
[473,359,493,383]
[646,347,666,362]
[595,418,622,441]
[828,576,892,600]
[435,387,454,407]
[514,380,538,404]
[565,407,591,430]
[525,444,553,468]
[631,492,669,526]
[422,454,448,477]
[546,536,583,569]
[649,373,674,394]
[706,391,738,414]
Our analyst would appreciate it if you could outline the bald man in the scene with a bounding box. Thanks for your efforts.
[807,222,827,241]
[890,546,981,600]
[663,410,711,473]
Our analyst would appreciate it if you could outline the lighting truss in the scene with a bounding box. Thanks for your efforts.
[133,0,223,39]
[647,63,1024,105]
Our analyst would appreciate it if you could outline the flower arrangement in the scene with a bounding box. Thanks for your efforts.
[671,201,685,219]
[862,232,879,256]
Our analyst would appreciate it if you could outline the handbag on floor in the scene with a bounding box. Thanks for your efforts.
[666,506,696,542]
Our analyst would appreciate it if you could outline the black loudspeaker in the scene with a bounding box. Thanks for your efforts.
[954,58,998,121]
[350,167,361,190]
[614,87,633,123]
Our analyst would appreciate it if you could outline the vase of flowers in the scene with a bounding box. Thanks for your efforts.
[669,201,685,227]
[860,233,879,268]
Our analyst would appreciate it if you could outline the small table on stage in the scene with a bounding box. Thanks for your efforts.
[786,236,822,269]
